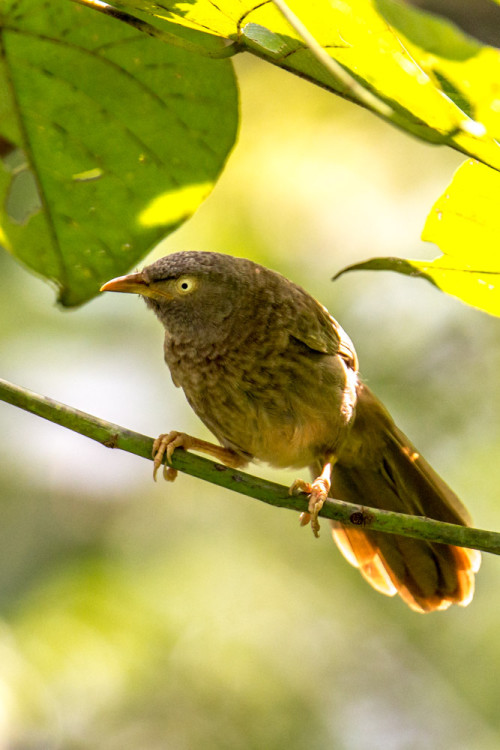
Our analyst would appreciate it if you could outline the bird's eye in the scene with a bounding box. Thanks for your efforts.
[175,276,197,295]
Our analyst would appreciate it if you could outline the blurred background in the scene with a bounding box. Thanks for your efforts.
[2,3,500,748]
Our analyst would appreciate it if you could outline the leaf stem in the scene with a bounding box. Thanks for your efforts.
[271,0,393,118]
[1,377,498,556]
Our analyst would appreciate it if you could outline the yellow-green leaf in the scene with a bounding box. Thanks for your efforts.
[334,160,500,316]
[418,159,500,315]
[113,0,500,169]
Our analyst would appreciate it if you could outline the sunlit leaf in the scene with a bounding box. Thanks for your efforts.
[111,0,500,168]
[334,257,439,288]
[334,160,500,316]
[0,0,238,306]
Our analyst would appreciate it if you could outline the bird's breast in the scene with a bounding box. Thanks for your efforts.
[164,334,357,468]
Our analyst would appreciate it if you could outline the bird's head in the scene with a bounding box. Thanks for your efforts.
[100,251,268,341]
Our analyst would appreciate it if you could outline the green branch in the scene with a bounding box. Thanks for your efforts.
[1,377,498,556]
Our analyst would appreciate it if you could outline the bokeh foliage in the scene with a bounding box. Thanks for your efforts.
[1,2,500,747]
[1,42,500,750]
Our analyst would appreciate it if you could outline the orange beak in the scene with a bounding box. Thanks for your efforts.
[100,271,149,295]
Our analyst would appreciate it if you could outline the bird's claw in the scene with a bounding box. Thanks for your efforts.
[290,477,330,538]
[152,430,193,481]
[152,430,248,482]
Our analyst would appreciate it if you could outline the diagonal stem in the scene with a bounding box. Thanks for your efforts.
[1,377,499,556]
[271,0,392,117]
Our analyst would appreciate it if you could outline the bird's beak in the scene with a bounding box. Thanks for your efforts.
[101,270,175,304]
[100,271,149,295]
[101,271,174,301]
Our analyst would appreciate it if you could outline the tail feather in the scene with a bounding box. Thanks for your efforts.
[323,384,480,612]
[332,526,398,597]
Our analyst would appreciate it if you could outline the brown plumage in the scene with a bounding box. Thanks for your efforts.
[101,251,480,612]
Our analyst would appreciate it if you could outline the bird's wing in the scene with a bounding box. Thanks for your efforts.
[285,295,359,371]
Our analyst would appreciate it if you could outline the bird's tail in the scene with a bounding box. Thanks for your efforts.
[320,384,480,612]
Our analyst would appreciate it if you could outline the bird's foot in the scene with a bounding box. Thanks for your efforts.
[152,431,247,481]
[290,460,334,538]
[153,431,186,481]
[290,478,329,538]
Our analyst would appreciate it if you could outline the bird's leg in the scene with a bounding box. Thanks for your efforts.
[152,430,248,481]
[290,458,335,538]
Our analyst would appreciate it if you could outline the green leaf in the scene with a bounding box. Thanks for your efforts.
[112,0,500,169]
[0,0,238,306]
[334,160,500,317]
[333,257,439,288]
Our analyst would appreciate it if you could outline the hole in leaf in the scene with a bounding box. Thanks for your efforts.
[1,146,42,225]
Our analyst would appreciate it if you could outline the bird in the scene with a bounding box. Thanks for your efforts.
[100,251,480,612]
